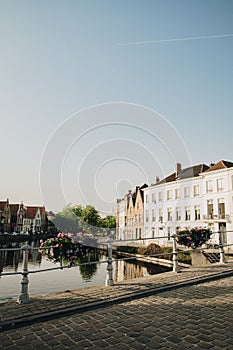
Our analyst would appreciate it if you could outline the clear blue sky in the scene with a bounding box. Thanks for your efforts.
[0,0,233,214]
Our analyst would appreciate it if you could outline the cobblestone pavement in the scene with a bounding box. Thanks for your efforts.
[0,274,232,349]
[0,263,233,349]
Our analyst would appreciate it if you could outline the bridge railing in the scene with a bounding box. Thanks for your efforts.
[0,230,232,304]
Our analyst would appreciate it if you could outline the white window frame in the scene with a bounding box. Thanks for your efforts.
[193,185,200,197]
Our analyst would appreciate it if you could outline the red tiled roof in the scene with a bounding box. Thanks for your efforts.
[0,201,7,210]
[204,160,233,173]
[9,204,19,216]
[26,206,40,219]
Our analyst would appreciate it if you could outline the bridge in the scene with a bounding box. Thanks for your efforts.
[0,262,233,348]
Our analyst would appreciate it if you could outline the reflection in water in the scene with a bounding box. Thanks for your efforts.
[114,257,172,282]
[0,240,42,273]
[78,250,102,281]
[1,240,172,302]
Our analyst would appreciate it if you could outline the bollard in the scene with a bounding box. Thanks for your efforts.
[18,245,30,304]
[106,239,114,286]
[218,231,226,264]
[172,234,180,273]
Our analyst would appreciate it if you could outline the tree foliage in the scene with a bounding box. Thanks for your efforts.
[53,204,116,235]
[100,215,116,229]
[53,205,79,233]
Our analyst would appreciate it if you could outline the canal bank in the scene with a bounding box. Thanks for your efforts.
[0,242,173,303]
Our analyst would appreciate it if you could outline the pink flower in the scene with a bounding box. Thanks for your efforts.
[57,233,65,238]
[40,239,43,244]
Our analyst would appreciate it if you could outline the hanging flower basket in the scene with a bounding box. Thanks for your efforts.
[40,232,97,264]
[176,228,211,248]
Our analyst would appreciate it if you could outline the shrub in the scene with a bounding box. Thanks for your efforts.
[144,243,173,260]
[116,246,138,254]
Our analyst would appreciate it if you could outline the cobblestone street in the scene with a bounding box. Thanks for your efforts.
[1,274,232,349]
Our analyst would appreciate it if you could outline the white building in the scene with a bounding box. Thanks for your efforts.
[142,160,233,250]
[23,207,42,233]
[116,196,127,241]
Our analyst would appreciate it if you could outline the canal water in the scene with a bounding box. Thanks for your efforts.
[0,240,171,303]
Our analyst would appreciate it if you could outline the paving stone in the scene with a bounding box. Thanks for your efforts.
[0,265,233,350]
[184,335,200,344]
[198,340,215,349]
[167,335,183,344]
[92,339,109,348]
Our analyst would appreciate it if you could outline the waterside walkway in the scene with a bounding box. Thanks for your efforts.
[0,262,233,349]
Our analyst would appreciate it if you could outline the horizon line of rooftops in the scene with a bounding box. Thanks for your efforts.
[117,159,233,202]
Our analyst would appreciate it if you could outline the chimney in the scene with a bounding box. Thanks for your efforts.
[155,176,160,183]
[176,163,182,177]
[209,162,215,167]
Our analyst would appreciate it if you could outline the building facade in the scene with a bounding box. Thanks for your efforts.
[0,199,47,234]
[116,184,148,241]
[142,160,233,249]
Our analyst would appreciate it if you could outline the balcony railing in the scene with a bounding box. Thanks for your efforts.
[203,214,231,222]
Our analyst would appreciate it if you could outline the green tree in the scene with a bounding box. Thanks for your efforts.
[72,204,84,218]
[53,205,79,233]
[81,205,101,227]
[100,215,116,229]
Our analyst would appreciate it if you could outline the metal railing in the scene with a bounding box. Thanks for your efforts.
[0,231,232,304]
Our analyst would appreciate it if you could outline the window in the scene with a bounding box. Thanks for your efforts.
[159,209,163,223]
[152,193,156,203]
[145,210,149,222]
[146,194,149,203]
[151,227,155,238]
[184,187,190,198]
[207,199,213,219]
[206,180,213,193]
[152,209,155,221]
[185,207,191,221]
[139,228,142,239]
[136,202,140,210]
[167,227,171,240]
[167,190,172,200]
[193,185,200,197]
[218,199,225,219]
[175,188,180,199]
[167,208,172,221]
[217,178,223,192]
[176,208,181,221]
[158,192,162,201]
[194,205,200,220]
[138,214,141,222]
[135,214,137,222]
[136,228,138,238]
